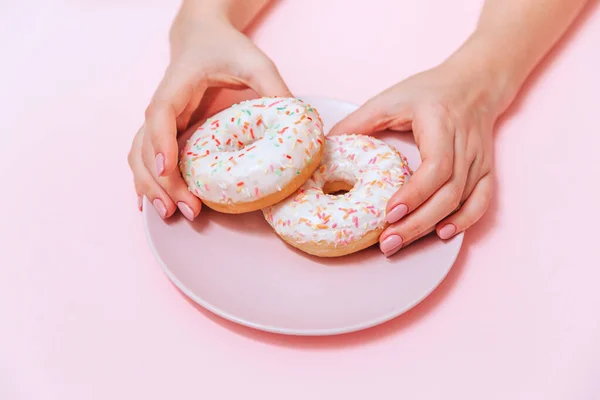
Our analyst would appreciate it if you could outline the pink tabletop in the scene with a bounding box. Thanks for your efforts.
[2,1,599,398]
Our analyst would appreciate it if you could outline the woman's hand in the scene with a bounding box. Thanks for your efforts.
[330,39,504,257]
[330,0,588,257]
[128,2,291,221]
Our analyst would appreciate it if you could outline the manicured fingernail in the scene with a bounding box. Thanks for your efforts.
[380,234,403,255]
[386,204,408,224]
[153,199,167,219]
[384,245,403,258]
[438,224,457,240]
[137,196,143,211]
[155,153,165,176]
[177,202,195,221]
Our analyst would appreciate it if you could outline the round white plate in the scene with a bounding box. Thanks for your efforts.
[143,96,464,336]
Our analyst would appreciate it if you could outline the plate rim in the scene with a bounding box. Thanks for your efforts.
[142,95,465,336]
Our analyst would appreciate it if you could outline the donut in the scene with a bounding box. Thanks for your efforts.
[263,134,413,257]
[179,97,325,213]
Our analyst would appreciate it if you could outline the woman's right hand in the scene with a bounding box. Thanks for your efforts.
[128,5,291,221]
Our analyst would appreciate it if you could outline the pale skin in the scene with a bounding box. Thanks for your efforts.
[128,0,589,256]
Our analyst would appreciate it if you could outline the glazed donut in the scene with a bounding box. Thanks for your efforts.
[179,97,325,213]
[263,134,413,257]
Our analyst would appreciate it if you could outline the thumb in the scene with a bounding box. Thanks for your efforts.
[329,93,407,136]
[247,58,293,98]
[145,67,198,177]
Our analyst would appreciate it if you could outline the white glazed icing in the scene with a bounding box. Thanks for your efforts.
[263,134,413,246]
[179,97,324,204]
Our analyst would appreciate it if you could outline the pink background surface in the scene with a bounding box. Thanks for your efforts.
[1,0,599,398]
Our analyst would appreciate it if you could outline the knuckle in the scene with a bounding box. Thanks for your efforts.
[157,174,189,201]
[154,176,175,196]
[481,184,493,208]
[144,101,160,122]
[144,100,172,129]
[481,157,493,174]
[133,181,146,197]
[127,149,136,169]
[404,220,425,239]
[466,208,485,226]
[447,185,463,210]
[430,102,455,126]
[429,155,453,181]
[481,198,492,215]
[449,194,462,211]
[410,185,427,205]
[136,177,152,196]
[486,181,494,199]
[255,57,276,73]
[440,154,454,176]
[467,138,482,164]
[247,57,277,80]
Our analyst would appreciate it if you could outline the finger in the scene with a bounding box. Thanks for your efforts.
[328,93,401,136]
[176,83,206,132]
[128,131,145,212]
[145,66,203,177]
[381,226,436,258]
[141,134,202,221]
[246,58,293,98]
[385,107,456,224]
[460,130,488,202]
[128,131,177,219]
[461,154,482,202]
[404,227,435,247]
[436,173,493,239]
[156,168,203,222]
[379,182,462,257]
[186,87,224,127]
[380,137,470,256]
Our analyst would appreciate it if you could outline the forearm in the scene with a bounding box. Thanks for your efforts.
[178,0,271,31]
[447,0,589,112]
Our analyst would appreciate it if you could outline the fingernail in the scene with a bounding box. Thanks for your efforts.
[438,224,457,240]
[386,204,408,224]
[153,199,167,219]
[137,196,143,211]
[380,234,403,255]
[177,202,195,221]
[155,153,165,176]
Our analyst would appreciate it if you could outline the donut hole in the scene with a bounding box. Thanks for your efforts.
[322,180,354,196]
[220,122,266,152]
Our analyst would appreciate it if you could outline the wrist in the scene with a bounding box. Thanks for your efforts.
[442,31,531,115]
[169,1,234,58]
[175,0,231,27]
[177,0,269,31]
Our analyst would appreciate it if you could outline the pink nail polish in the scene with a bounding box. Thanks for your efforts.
[386,204,408,224]
[177,202,195,221]
[137,196,143,211]
[153,199,167,219]
[438,224,457,240]
[155,153,165,176]
[380,234,403,254]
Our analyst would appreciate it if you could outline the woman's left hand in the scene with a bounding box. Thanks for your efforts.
[330,44,507,257]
